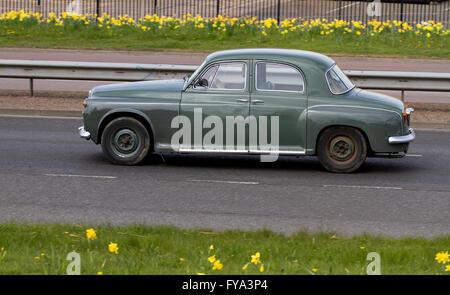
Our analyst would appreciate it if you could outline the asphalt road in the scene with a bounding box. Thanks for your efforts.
[0,115,449,237]
[0,48,449,103]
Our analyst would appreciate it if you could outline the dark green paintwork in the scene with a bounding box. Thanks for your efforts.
[83,49,410,156]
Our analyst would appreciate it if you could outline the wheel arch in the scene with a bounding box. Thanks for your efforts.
[97,109,155,150]
[313,124,373,156]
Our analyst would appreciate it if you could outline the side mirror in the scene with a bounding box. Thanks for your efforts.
[195,78,209,88]
[183,74,191,82]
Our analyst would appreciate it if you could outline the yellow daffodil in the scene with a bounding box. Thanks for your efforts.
[179,258,185,262]
[209,245,214,251]
[86,228,96,240]
[108,242,119,254]
[242,263,248,270]
[208,255,216,263]
[435,251,449,264]
[260,265,264,272]
[197,272,205,275]
[212,259,223,270]
[312,268,318,273]
[360,246,366,250]
[251,252,261,265]
[97,272,103,275]
[446,265,450,272]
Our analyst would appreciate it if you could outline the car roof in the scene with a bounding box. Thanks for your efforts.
[205,48,335,70]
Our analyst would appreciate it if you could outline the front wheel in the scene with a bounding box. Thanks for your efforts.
[317,127,367,173]
[101,117,150,165]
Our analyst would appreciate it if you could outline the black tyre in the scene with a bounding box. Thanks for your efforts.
[101,117,150,165]
[317,127,367,173]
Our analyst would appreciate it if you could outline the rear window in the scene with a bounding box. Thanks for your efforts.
[326,65,354,94]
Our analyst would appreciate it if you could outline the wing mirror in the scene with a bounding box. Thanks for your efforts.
[194,78,209,88]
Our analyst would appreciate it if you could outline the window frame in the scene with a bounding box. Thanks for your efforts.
[254,61,306,94]
[192,61,248,91]
[325,64,356,95]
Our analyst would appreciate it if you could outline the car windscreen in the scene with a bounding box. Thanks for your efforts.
[325,65,355,94]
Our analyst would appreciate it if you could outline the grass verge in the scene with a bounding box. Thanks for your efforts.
[1,34,448,58]
[0,223,448,275]
[1,12,449,58]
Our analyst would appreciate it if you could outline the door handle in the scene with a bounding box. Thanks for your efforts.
[251,99,264,104]
[236,98,249,103]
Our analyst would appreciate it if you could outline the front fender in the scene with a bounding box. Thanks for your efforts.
[84,106,156,144]
[306,105,404,154]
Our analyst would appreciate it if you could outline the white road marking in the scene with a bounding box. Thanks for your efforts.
[323,184,403,190]
[405,154,423,157]
[187,179,259,185]
[44,173,117,179]
[0,114,81,120]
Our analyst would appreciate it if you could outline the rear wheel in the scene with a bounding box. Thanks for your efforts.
[101,117,150,165]
[317,127,367,173]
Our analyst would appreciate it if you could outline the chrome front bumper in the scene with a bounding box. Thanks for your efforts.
[388,128,415,144]
[78,126,91,140]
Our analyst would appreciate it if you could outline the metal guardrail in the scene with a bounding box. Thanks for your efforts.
[0,59,449,100]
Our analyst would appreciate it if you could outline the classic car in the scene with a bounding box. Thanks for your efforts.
[78,48,415,173]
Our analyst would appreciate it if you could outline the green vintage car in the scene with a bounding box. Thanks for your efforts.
[78,48,415,173]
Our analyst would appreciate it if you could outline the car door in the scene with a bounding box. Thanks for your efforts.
[179,60,250,152]
[249,60,307,154]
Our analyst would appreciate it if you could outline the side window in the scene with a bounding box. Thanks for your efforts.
[199,65,218,87]
[210,62,247,90]
[325,65,354,94]
[256,62,304,92]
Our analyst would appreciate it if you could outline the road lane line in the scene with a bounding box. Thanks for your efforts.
[323,184,403,190]
[44,173,117,179]
[405,154,423,157]
[0,114,81,120]
[187,179,259,185]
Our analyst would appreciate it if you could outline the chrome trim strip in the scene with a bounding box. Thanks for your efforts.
[389,128,415,144]
[179,148,248,154]
[307,104,403,120]
[178,148,306,155]
[78,126,91,140]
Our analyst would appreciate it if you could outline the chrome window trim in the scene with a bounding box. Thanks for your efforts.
[325,64,356,95]
[190,60,248,92]
[254,61,305,94]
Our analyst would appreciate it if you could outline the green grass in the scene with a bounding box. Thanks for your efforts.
[0,13,449,58]
[1,27,449,58]
[0,223,448,275]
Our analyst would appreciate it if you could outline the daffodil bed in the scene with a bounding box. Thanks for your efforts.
[1,11,449,58]
[0,223,448,275]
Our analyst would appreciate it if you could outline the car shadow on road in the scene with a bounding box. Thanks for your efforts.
[137,152,416,174]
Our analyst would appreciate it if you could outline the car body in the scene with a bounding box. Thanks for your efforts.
[79,48,415,172]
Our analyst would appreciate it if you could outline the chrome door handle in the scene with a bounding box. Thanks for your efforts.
[251,99,264,104]
[236,99,249,103]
